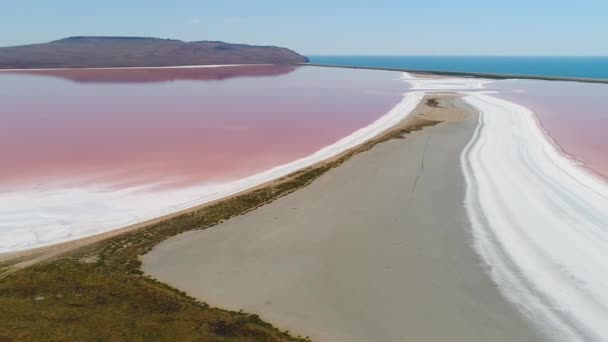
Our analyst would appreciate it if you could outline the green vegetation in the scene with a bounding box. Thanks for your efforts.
[0,170,322,341]
[0,115,439,341]
[0,260,299,341]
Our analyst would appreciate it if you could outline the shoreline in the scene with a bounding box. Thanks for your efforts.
[3,62,607,84]
[461,93,608,341]
[525,98,608,183]
[403,72,608,340]
[143,94,546,341]
[0,78,421,262]
[300,63,608,84]
[0,79,421,255]
[0,63,269,72]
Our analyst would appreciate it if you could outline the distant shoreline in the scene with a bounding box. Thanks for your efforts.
[299,63,608,84]
[2,62,608,84]
[0,64,258,72]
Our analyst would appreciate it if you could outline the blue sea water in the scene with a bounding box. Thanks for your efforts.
[307,56,608,80]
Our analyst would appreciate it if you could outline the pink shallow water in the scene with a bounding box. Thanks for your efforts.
[0,65,405,192]
[492,79,608,179]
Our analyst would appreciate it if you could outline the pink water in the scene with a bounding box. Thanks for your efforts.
[0,65,405,192]
[0,65,413,251]
[492,79,608,179]
[3,65,606,252]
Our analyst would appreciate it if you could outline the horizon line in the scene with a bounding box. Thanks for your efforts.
[305,54,608,58]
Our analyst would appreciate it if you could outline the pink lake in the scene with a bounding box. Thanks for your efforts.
[0,65,406,191]
[3,66,606,253]
[492,79,608,179]
[0,65,408,252]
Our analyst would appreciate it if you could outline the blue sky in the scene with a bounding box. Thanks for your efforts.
[1,0,607,55]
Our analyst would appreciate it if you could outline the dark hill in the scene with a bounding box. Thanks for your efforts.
[0,36,309,69]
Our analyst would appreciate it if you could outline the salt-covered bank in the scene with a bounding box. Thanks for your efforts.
[403,74,608,341]
[462,95,608,341]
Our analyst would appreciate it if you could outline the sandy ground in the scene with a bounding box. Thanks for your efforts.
[143,96,546,342]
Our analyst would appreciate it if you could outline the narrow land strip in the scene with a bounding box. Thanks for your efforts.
[143,95,547,341]
[301,63,608,84]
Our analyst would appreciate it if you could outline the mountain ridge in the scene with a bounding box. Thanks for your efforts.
[0,36,309,69]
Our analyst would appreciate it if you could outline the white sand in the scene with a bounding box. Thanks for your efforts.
[402,73,608,341]
[461,94,608,342]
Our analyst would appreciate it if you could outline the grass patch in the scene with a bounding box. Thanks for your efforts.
[0,116,439,341]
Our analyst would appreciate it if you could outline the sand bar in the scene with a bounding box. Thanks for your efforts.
[143,96,546,341]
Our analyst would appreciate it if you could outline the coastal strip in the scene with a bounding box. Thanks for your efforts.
[4,68,607,341]
[5,61,608,84]
[402,72,608,341]
[0,64,263,72]
[461,94,608,341]
[301,63,608,84]
[143,94,545,341]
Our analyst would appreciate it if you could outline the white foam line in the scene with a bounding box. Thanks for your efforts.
[0,88,424,253]
[461,93,608,341]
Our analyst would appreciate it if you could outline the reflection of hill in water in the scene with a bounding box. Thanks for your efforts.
[1,64,298,84]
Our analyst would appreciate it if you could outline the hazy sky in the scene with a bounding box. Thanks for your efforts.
[1,0,607,55]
